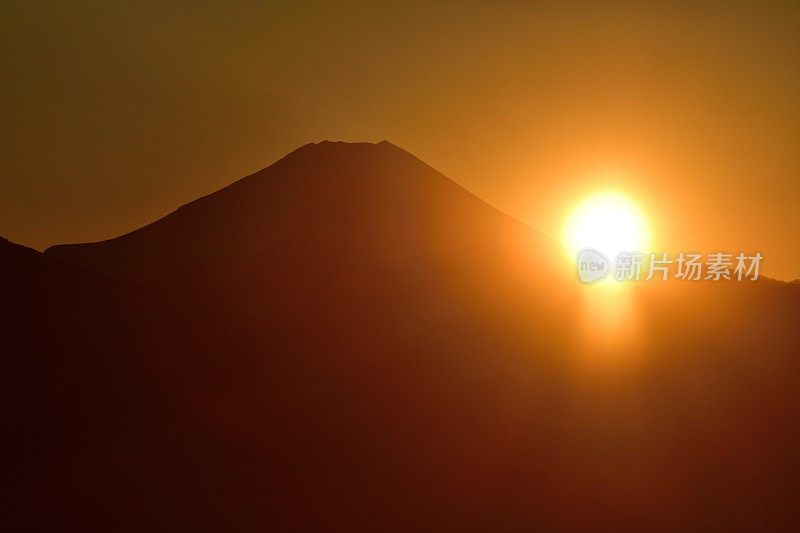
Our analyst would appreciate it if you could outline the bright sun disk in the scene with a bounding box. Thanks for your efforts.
[563,192,650,264]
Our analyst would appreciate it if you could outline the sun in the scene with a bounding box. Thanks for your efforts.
[563,191,650,262]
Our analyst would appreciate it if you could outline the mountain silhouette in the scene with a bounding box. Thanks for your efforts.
[47,141,573,316]
[5,141,800,529]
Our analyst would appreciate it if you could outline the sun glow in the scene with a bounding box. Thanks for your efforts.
[564,191,651,343]
[563,191,651,265]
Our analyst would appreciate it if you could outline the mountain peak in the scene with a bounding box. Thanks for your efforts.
[297,139,397,150]
[291,139,406,158]
[45,140,559,293]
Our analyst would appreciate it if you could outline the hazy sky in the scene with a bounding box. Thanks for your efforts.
[2,1,799,279]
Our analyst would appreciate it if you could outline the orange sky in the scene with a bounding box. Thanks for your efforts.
[2,1,798,279]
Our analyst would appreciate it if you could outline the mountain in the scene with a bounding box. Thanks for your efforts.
[46,141,574,321]
[5,141,800,529]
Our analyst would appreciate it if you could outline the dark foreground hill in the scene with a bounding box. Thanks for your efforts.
[4,141,799,529]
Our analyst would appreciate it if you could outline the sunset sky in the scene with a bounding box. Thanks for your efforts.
[3,0,798,279]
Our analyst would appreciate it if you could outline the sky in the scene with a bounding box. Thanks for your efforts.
[2,1,799,280]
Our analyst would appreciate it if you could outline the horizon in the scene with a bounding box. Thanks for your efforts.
[19,137,798,283]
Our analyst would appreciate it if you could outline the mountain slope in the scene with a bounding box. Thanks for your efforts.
[47,141,567,291]
[46,141,577,340]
